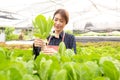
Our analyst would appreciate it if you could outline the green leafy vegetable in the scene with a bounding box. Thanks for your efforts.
[58,42,66,56]
[33,14,54,39]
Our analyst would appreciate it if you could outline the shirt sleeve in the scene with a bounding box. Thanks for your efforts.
[66,33,76,54]
[71,35,76,54]
[33,43,41,59]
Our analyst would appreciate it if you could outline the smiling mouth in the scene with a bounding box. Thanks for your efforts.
[56,26,60,28]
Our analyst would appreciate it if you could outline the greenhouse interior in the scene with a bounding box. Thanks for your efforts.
[0,0,120,80]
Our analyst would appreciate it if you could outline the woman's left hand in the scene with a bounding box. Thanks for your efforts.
[41,47,57,55]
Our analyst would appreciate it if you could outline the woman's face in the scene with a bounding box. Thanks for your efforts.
[53,13,66,32]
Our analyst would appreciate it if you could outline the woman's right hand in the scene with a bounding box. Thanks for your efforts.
[34,38,44,47]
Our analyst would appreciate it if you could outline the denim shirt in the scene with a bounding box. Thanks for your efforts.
[33,31,76,58]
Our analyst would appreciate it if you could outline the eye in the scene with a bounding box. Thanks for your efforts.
[54,18,58,21]
[60,20,63,23]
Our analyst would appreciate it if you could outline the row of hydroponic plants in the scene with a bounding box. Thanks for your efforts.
[0,42,120,80]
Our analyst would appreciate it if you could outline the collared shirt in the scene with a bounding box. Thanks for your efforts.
[33,31,76,58]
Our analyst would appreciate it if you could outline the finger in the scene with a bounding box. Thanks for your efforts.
[34,39,44,47]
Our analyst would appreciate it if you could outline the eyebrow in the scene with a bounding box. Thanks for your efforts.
[54,17,64,21]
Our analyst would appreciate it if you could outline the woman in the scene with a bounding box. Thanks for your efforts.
[33,9,76,58]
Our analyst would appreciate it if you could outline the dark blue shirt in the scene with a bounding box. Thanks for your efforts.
[33,31,76,58]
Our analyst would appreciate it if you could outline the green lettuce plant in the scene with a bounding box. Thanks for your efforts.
[32,14,54,39]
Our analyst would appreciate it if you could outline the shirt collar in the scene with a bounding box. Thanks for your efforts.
[52,31,64,38]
